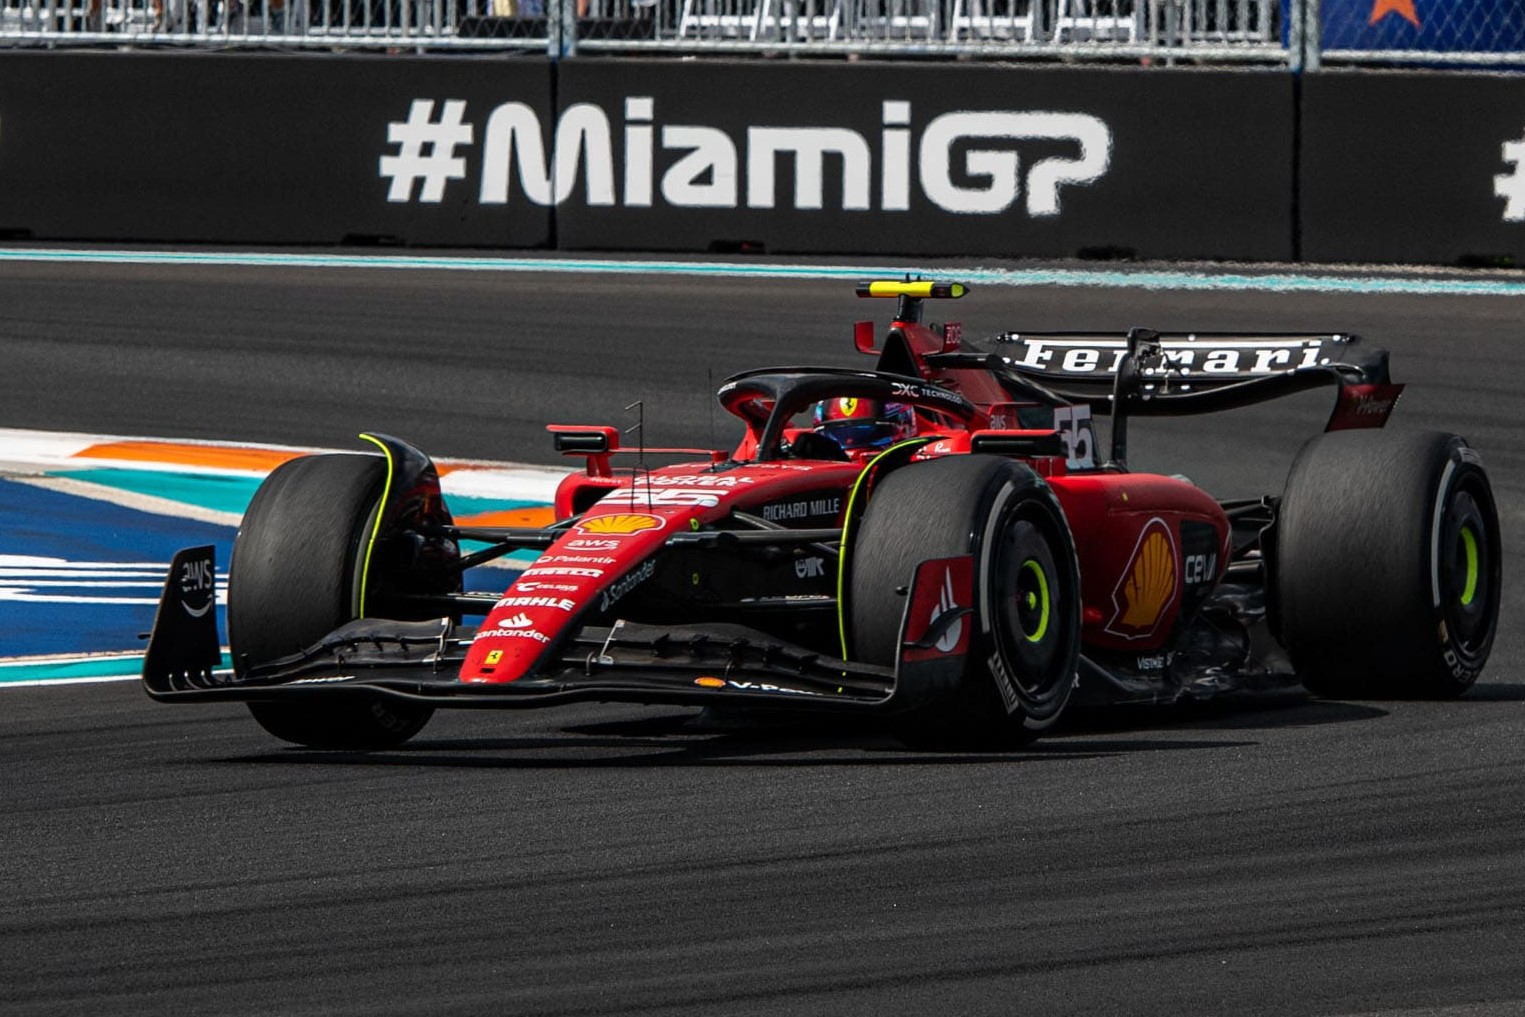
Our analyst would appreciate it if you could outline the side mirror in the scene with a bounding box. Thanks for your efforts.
[853,320,878,354]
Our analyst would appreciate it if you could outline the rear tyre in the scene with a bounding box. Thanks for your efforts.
[850,455,1081,748]
[1276,430,1500,698]
[230,454,434,749]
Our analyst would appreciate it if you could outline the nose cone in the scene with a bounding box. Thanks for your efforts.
[460,510,682,683]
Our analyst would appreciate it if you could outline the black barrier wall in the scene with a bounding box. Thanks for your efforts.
[0,53,1294,259]
[552,61,1296,261]
[0,51,1520,266]
[1301,70,1525,264]
[0,52,554,246]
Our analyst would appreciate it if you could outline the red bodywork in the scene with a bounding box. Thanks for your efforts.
[462,306,1231,685]
[463,460,863,683]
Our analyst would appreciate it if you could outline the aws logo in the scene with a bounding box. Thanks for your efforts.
[178,555,215,618]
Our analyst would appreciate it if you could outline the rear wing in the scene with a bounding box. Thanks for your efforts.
[956,328,1403,468]
[1002,330,1355,378]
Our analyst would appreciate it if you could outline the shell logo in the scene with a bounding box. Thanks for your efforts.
[576,513,663,536]
[694,676,726,688]
[1105,518,1178,640]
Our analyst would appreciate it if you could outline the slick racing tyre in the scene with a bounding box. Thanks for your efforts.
[850,455,1081,748]
[229,454,433,750]
[1275,430,1500,699]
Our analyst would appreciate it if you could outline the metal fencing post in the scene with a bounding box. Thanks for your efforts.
[1288,0,1303,70]
[547,0,578,56]
[1302,0,1320,70]
[1291,0,1322,71]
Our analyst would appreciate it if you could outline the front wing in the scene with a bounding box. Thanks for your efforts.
[142,546,972,716]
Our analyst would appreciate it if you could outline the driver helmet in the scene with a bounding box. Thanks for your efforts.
[813,397,917,451]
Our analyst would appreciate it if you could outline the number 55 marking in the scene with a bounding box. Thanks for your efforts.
[1053,405,1095,469]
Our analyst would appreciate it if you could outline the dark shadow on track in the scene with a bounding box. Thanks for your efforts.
[1450,682,1525,702]
[215,737,1258,770]
[209,689,1403,769]
[214,710,1265,770]
[1058,690,1389,735]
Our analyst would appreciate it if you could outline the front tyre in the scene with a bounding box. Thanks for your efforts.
[850,455,1082,748]
[247,695,432,752]
[1275,430,1501,698]
[229,453,434,749]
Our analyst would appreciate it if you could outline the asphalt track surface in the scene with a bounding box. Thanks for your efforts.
[4,257,1525,1016]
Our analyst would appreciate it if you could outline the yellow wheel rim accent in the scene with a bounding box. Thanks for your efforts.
[1460,526,1479,607]
[356,433,396,620]
[1022,559,1051,643]
[835,439,932,660]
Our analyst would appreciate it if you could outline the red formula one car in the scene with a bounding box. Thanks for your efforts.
[144,281,1502,750]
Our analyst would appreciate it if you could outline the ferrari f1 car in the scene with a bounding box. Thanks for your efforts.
[143,280,1502,750]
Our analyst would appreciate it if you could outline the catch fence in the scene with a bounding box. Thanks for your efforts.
[0,0,1286,59]
[1314,0,1525,68]
[0,0,1520,66]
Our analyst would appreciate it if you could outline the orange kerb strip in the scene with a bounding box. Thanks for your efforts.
[457,507,556,528]
[75,441,305,472]
[74,440,467,476]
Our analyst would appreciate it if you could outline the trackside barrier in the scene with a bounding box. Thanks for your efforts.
[0,52,1520,264]
[551,59,1296,259]
[1300,70,1525,264]
[0,51,557,245]
[0,54,1292,256]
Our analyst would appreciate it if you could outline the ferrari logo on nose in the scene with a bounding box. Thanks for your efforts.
[840,398,858,416]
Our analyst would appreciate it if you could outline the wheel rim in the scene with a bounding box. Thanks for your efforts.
[1018,559,1052,644]
[991,515,1068,697]
[1441,487,1493,649]
[1459,527,1479,607]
